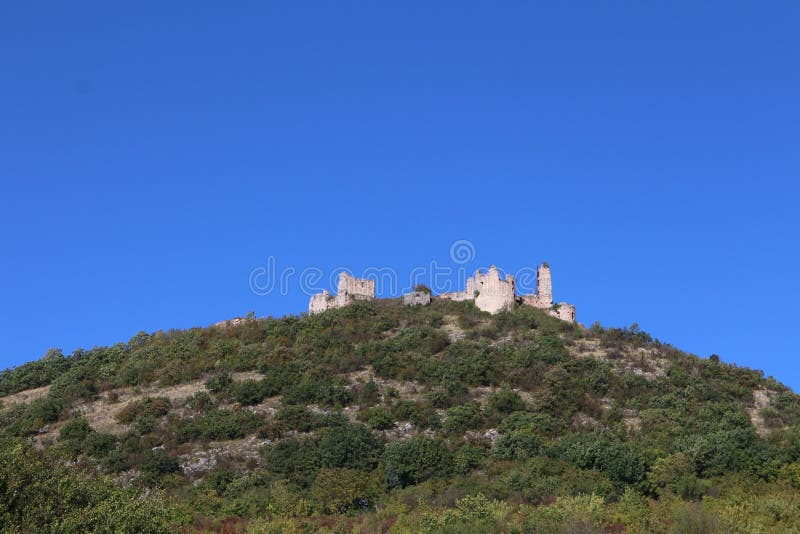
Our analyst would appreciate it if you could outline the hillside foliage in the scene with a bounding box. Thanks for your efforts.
[1,298,799,532]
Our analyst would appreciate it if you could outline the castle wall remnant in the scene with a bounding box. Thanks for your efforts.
[308,273,375,314]
[549,303,576,322]
[404,291,431,306]
[439,265,516,314]
[474,266,516,314]
[440,261,575,322]
[520,263,552,309]
[307,262,575,323]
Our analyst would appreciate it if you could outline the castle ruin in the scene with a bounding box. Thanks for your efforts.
[439,262,575,322]
[439,265,516,314]
[308,262,575,323]
[309,272,375,314]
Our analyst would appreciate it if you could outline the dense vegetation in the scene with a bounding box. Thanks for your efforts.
[1,298,799,532]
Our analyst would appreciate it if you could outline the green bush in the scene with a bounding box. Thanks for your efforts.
[139,449,181,485]
[443,402,483,434]
[365,407,395,430]
[275,405,319,432]
[115,397,171,424]
[491,430,542,460]
[382,436,453,488]
[487,388,526,415]
[233,379,268,405]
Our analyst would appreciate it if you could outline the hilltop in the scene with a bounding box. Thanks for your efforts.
[1,298,799,533]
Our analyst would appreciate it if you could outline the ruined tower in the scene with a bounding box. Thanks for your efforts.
[536,263,553,307]
[520,263,553,309]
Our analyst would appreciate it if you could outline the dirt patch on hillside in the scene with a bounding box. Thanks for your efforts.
[441,315,466,342]
[569,339,669,380]
[747,389,775,436]
[0,385,51,409]
[35,372,268,440]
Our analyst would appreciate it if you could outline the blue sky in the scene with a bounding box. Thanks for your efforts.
[1,2,798,391]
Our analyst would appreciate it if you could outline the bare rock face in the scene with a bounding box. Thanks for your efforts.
[308,273,375,314]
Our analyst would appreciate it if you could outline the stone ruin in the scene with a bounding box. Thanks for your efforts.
[309,272,375,314]
[308,262,575,323]
[440,262,576,322]
[439,265,516,314]
[403,290,431,306]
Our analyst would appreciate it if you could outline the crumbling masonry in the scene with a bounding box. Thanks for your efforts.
[309,263,575,323]
[309,272,376,314]
[438,262,575,322]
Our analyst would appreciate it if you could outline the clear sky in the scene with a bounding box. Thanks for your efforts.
[1,2,798,391]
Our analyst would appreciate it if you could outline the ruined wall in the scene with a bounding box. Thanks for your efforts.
[537,263,553,305]
[519,263,553,309]
[548,303,576,323]
[439,266,515,314]
[403,291,431,306]
[213,317,253,328]
[309,273,375,314]
[309,289,336,314]
[309,262,575,322]
[473,266,516,314]
[338,272,375,300]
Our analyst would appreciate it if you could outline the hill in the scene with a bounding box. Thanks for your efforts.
[1,298,799,533]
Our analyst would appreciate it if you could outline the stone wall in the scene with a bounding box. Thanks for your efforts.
[338,272,375,300]
[309,289,336,314]
[548,302,576,323]
[439,265,515,314]
[439,261,575,322]
[308,273,376,314]
[403,291,431,306]
[308,262,575,322]
[474,266,516,314]
[520,263,553,309]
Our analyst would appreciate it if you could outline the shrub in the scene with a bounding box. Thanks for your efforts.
[205,372,233,394]
[382,436,453,488]
[310,468,381,513]
[275,405,318,432]
[233,380,267,405]
[487,388,526,415]
[499,411,562,436]
[365,407,394,430]
[139,449,181,485]
[83,432,117,457]
[59,417,93,443]
[115,397,171,424]
[491,430,542,460]
[444,402,483,434]
[454,444,485,473]
[316,423,383,471]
